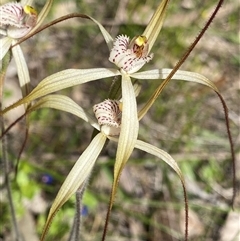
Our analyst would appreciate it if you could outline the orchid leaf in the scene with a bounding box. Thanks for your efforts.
[1,68,120,115]
[0,37,12,61]
[142,0,170,52]
[41,132,107,241]
[11,40,31,98]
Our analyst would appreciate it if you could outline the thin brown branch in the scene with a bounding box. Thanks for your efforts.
[11,13,93,48]
[215,91,236,208]
[101,182,115,241]
[0,113,26,140]
[14,127,29,179]
[152,0,225,101]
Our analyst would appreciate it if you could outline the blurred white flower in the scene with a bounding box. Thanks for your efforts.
[0,0,53,99]
[0,2,37,39]
[0,1,38,61]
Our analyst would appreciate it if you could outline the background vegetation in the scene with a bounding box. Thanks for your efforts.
[1,0,239,240]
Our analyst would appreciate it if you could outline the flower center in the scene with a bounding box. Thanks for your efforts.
[109,35,153,74]
[130,35,149,58]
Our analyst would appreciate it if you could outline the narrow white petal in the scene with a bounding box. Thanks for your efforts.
[108,136,184,180]
[0,37,12,61]
[135,139,183,179]
[33,0,53,29]
[108,136,183,178]
[1,68,121,114]
[30,68,121,100]
[52,132,106,208]
[107,74,139,214]
[114,74,139,178]
[87,15,114,51]
[11,40,30,97]
[135,139,188,238]
[29,94,100,131]
[41,132,106,240]
[142,0,170,52]
[131,68,218,91]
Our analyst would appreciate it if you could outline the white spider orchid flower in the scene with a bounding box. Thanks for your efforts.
[20,93,186,241]
[0,0,53,98]
[109,35,153,74]
[0,1,39,61]
[0,2,37,39]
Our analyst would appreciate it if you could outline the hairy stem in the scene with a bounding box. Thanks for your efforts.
[68,182,87,241]
[0,52,23,241]
[215,91,236,207]
[14,127,29,179]
[11,13,94,48]
[0,113,25,139]
[139,0,225,119]
[101,181,116,241]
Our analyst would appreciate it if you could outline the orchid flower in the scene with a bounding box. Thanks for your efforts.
[0,0,53,98]
[22,90,187,241]
[0,0,235,240]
